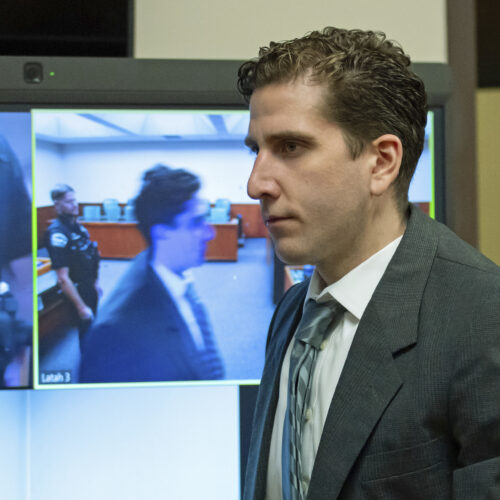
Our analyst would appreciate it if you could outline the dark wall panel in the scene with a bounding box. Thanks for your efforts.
[0,0,133,57]
[476,0,500,87]
[446,0,478,246]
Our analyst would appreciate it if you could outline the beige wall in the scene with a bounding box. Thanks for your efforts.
[134,0,447,62]
[136,1,500,260]
[477,89,500,265]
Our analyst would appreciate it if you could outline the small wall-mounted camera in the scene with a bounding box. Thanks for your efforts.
[23,62,43,84]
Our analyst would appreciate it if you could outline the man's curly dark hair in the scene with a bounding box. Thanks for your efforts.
[134,164,200,244]
[237,27,427,212]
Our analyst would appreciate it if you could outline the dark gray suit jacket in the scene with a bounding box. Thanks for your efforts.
[80,251,225,383]
[244,206,500,499]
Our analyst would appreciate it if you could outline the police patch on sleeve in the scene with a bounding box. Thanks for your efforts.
[50,232,68,248]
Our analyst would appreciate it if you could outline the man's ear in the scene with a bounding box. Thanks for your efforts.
[150,224,171,241]
[369,134,403,196]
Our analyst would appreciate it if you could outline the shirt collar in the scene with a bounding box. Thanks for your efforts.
[151,261,192,299]
[306,235,403,321]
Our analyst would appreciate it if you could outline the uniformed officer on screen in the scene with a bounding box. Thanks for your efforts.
[44,184,100,349]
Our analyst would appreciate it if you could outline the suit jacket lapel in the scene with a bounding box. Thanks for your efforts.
[246,281,308,500]
[308,205,439,499]
[144,264,206,379]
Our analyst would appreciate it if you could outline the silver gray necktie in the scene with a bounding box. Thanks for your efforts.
[185,282,225,379]
[282,297,346,500]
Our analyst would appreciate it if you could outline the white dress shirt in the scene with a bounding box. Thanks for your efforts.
[151,263,206,351]
[266,236,403,499]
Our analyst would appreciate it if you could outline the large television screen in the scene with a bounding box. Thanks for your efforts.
[0,57,449,499]
[33,107,271,387]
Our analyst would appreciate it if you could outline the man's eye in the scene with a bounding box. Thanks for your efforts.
[281,141,299,154]
[248,144,259,155]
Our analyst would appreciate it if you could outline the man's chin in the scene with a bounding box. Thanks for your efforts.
[273,243,310,266]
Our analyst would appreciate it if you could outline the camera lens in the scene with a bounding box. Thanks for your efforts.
[23,63,43,84]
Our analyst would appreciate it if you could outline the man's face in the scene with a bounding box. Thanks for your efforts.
[245,79,375,280]
[55,191,79,217]
[158,196,215,274]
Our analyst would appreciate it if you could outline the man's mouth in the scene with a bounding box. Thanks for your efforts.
[265,215,292,227]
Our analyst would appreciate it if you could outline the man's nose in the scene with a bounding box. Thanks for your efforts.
[247,153,280,200]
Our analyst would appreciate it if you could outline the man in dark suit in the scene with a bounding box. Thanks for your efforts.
[238,27,500,499]
[79,165,225,383]
[0,135,33,387]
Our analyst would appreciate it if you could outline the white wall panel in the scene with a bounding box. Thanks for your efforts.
[35,140,255,206]
[29,386,240,500]
[0,391,28,500]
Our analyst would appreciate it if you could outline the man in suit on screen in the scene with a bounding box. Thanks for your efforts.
[238,27,500,499]
[79,165,225,383]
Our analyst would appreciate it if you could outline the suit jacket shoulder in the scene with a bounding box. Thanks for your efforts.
[244,205,500,500]
[79,252,204,383]
[423,207,499,275]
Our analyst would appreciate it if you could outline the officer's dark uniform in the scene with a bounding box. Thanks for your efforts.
[44,215,99,345]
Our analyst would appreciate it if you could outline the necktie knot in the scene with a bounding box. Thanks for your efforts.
[296,297,345,349]
[183,281,225,380]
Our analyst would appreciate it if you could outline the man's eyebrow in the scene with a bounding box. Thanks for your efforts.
[244,136,256,148]
[269,131,316,143]
[244,131,316,148]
